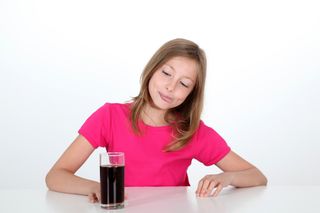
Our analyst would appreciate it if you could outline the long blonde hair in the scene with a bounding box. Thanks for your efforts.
[130,38,207,152]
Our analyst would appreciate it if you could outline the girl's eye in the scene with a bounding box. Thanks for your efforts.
[180,81,189,88]
[162,70,171,76]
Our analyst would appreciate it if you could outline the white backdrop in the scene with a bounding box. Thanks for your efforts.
[0,0,319,189]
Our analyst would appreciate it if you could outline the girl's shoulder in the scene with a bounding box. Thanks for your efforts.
[194,120,222,139]
[101,102,131,110]
[100,101,132,117]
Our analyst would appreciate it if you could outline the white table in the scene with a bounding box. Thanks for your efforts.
[0,186,319,212]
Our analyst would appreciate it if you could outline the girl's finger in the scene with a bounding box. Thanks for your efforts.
[200,179,211,196]
[95,192,101,202]
[206,180,217,196]
[196,179,204,196]
[88,193,95,203]
[212,184,223,197]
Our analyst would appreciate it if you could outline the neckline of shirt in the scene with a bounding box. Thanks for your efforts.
[138,119,173,131]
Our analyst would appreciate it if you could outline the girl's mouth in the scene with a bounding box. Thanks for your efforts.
[159,92,173,103]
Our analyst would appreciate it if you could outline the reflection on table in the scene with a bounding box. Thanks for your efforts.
[0,186,319,212]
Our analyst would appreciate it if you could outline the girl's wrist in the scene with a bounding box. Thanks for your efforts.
[224,171,236,186]
[86,181,100,195]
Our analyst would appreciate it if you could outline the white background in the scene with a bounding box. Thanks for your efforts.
[0,0,319,189]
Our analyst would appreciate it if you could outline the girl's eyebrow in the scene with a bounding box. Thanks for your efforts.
[164,63,195,83]
[163,64,175,71]
[167,64,175,71]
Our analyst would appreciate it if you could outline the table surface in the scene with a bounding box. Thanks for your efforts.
[0,186,319,213]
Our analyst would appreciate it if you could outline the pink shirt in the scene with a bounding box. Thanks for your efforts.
[78,103,230,186]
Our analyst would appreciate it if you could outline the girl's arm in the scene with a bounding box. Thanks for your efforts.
[45,135,101,202]
[196,151,267,197]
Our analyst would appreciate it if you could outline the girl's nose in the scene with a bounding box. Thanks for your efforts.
[166,80,176,92]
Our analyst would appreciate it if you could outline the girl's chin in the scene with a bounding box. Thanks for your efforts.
[152,100,172,111]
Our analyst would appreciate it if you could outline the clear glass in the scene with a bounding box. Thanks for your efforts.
[99,152,125,209]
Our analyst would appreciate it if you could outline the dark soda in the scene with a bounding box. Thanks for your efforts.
[100,165,125,206]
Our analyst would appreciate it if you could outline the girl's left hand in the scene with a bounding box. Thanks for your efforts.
[196,172,234,197]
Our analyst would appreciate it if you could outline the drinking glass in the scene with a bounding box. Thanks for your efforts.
[99,152,125,209]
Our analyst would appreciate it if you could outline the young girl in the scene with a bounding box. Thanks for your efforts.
[46,38,267,203]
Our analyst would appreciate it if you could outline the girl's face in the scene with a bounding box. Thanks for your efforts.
[148,56,198,111]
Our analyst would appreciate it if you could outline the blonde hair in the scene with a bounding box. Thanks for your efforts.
[130,38,207,151]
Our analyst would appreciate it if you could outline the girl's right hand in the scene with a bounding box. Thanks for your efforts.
[88,183,101,203]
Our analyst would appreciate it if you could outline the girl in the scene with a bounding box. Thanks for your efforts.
[46,38,267,203]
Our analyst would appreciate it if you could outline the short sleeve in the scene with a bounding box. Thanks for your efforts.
[194,121,231,166]
[78,103,112,148]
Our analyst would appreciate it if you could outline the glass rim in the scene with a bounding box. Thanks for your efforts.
[100,152,124,157]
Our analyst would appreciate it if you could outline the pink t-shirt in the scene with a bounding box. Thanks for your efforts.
[78,103,230,186]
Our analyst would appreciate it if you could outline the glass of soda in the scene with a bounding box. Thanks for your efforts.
[99,152,125,209]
